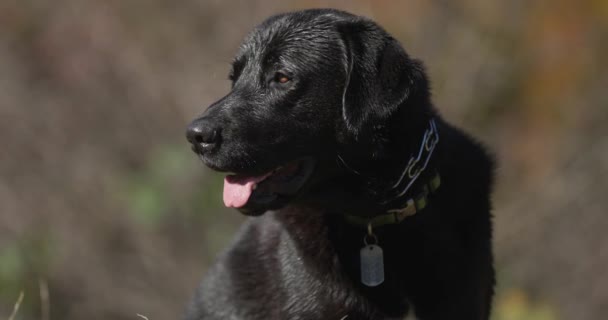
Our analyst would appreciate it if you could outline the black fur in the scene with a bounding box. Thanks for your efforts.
[185,9,495,320]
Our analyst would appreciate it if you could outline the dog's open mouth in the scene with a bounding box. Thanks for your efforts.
[222,158,315,212]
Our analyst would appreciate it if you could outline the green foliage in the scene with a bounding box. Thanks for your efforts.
[121,145,192,226]
[0,245,24,298]
[0,235,54,318]
[493,289,559,320]
[118,144,227,227]
[127,175,170,226]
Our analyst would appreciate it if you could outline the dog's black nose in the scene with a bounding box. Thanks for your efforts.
[186,118,221,153]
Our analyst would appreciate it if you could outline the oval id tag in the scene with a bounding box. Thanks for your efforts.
[360,244,385,287]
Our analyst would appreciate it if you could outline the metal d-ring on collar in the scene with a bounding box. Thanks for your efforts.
[380,119,439,204]
[363,223,378,245]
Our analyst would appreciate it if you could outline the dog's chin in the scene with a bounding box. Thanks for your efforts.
[217,157,316,216]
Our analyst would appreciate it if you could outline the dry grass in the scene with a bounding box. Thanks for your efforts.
[7,291,24,320]
[39,279,50,320]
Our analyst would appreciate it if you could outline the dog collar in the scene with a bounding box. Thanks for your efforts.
[344,172,440,228]
[351,172,441,289]
[344,118,440,228]
[380,119,439,203]
[346,119,441,288]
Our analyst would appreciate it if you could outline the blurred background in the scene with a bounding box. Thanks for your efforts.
[1,0,606,319]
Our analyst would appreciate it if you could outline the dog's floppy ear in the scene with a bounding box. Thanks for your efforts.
[338,19,424,136]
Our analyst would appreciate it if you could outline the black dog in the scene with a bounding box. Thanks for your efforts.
[185,9,494,320]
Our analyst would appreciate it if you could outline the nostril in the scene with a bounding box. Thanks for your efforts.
[202,129,218,144]
[198,128,219,146]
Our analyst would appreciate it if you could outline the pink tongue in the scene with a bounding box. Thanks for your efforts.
[223,172,272,208]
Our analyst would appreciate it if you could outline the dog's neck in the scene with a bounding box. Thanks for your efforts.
[309,111,441,214]
[375,118,439,208]
[273,192,433,316]
[272,116,442,315]
[279,113,443,246]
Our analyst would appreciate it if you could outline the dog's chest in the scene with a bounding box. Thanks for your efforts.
[401,308,419,320]
[277,233,419,320]
[339,310,419,320]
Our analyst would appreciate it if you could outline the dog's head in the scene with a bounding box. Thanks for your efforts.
[187,9,432,215]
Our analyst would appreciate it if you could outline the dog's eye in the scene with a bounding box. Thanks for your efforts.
[274,72,291,84]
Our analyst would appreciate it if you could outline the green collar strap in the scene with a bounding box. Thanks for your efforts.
[344,172,441,228]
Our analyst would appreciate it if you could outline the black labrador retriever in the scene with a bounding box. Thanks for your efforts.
[185,9,494,320]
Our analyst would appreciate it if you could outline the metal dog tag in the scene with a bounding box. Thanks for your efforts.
[360,244,385,287]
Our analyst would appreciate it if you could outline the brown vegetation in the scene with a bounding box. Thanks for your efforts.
[0,1,606,319]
